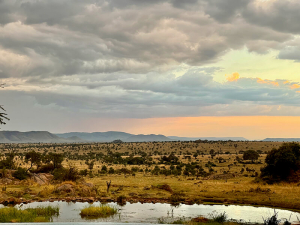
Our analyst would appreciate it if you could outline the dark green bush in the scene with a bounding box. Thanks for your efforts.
[261,143,300,182]
[13,167,28,180]
[32,164,54,173]
[108,167,115,174]
[79,169,88,176]
[53,167,79,181]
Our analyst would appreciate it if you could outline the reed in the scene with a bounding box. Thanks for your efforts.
[0,205,59,222]
[80,204,118,218]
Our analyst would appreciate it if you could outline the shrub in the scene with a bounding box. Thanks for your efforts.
[32,164,55,173]
[209,211,227,223]
[261,143,300,182]
[53,167,79,181]
[79,169,88,176]
[263,211,281,225]
[101,165,107,174]
[116,195,126,206]
[0,153,15,169]
[13,167,28,180]
[243,150,259,163]
[169,191,185,204]
[108,167,115,174]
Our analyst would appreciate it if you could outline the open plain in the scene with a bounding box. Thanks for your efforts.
[1,141,299,212]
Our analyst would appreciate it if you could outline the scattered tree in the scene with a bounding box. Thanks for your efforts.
[261,142,300,182]
[243,150,259,163]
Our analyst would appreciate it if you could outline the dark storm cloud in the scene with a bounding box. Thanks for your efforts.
[243,0,300,34]
[1,0,300,126]
[0,0,294,79]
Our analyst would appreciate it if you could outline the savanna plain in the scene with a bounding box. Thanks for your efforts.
[1,140,299,213]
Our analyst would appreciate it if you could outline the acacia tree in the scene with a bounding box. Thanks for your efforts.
[0,105,9,125]
[25,151,42,172]
[243,150,259,163]
[261,143,300,181]
[0,84,9,126]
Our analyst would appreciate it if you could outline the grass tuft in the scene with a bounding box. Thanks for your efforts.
[80,204,118,218]
[0,205,59,222]
[209,211,228,223]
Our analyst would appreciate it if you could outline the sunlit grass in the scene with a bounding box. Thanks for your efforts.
[80,204,118,218]
[0,205,59,222]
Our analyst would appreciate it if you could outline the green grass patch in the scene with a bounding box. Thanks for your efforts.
[0,205,59,222]
[209,211,228,223]
[80,204,118,218]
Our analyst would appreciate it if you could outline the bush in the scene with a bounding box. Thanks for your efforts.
[243,150,259,163]
[32,164,54,173]
[108,167,115,174]
[79,169,88,176]
[53,167,79,181]
[263,211,281,225]
[116,195,127,206]
[13,167,28,180]
[261,143,300,182]
[209,211,227,223]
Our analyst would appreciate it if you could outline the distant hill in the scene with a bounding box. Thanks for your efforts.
[56,131,133,142]
[263,138,300,142]
[168,136,248,141]
[126,134,172,142]
[56,132,172,142]
[0,131,84,143]
[0,130,249,143]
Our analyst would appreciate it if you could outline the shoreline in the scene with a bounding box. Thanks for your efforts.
[1,196,300,214]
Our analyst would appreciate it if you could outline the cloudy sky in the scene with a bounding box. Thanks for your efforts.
[1,0,300,139]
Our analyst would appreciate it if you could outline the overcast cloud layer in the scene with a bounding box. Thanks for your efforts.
[1,0,300,131]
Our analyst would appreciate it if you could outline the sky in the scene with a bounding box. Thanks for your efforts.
[1,0,300,140]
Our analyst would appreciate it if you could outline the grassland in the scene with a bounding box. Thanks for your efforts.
[0,205,59,222]
[0,141,299,211]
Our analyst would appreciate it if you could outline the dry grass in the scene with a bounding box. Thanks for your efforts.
[80,204,117,218]
[1,141,300,211]
[0,206,59,222]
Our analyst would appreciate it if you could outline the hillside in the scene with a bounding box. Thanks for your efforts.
[56,131,133,142]
[126,134,172,142]
[56,132,172,142]
[0,131,84,143]
[0,131,249,143]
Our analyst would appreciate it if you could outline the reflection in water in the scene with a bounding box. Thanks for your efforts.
[0,201,300,223]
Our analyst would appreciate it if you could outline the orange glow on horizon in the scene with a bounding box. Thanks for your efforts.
[78,116,300,140]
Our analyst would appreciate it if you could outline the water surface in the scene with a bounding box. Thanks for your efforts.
[1,201,299,223]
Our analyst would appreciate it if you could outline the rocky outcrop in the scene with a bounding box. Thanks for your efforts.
[31,173,53,185]
[57,184,74,193]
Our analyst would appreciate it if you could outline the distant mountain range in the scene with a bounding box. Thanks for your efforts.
[56,132,173,142]
[0,131,85,143]
[0,130,299,143]
[56,132,247,142]
[168,136,248,141]
[262,138,300,142]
